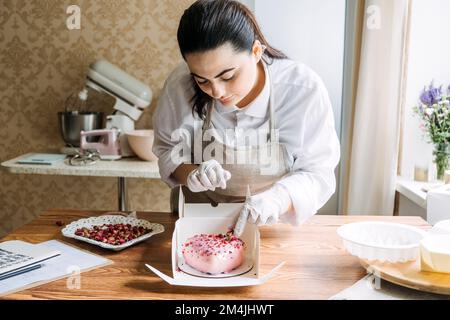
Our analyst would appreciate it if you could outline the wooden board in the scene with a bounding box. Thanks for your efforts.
[361,258,450,295]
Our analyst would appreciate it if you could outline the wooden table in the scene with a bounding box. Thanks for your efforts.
[0,209,430,300]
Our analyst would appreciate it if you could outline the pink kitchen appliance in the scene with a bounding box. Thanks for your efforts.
[80,129,121,160]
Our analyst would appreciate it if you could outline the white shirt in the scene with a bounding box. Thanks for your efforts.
[152,58,341,225]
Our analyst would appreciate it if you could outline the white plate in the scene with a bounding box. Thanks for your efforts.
[337,221,427,262]
[177,255,254,279]
[61,215,164,251]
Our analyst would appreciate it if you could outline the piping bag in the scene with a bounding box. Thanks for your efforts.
[232,185,251,237]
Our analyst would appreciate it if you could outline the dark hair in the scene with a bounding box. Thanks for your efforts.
[177,0,287,120]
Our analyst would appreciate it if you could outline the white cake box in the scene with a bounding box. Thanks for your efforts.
[145,186,284,287]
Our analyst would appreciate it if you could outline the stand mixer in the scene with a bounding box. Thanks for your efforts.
[61,59,153,160]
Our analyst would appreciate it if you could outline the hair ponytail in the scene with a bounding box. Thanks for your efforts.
[177,0,287,120]
[236,2,287,63]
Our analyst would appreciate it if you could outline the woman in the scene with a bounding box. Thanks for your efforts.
[152,0,340,227]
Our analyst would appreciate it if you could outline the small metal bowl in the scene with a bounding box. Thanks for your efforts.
[58,111,104,147]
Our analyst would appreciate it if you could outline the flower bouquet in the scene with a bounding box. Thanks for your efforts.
[413,83,450,180]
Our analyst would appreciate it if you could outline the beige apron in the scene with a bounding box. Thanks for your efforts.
[170,65,292,213]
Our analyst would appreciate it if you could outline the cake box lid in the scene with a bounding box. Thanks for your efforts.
[145,186,285,287]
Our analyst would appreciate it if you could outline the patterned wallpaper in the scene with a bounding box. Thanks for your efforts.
[0,0,194,237]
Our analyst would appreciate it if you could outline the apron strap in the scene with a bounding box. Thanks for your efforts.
[268,75,275,143]
[202,103,213,131]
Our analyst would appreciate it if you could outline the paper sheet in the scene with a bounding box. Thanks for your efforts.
[0,240,112,297]
[329,274,450,300]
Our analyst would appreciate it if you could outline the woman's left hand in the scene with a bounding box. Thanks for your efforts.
[241,184,292,226]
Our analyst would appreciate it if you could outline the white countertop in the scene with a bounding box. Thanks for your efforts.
[396,177,445,209]
[396,178,427,209]
[1,153,161,179]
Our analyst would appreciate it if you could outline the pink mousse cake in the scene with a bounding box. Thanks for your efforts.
[182,232,246,275]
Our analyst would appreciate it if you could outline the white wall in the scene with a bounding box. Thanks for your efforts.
[253,0,345,135]
[400,0,450,180]
[238,0,255,11]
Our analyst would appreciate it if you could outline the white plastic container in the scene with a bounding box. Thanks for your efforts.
[427,185,450,225]
[145,186,285,287]
[337,221,428,263]
[428,219,450,235]
[420,234,450,273]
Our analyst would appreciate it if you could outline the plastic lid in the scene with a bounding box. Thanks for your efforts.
[430,220,450,234]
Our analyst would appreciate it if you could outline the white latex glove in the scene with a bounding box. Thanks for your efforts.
[186,159,231,192]
[243,184,292,226]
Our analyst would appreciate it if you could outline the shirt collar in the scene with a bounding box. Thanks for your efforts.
[214,61,270,118]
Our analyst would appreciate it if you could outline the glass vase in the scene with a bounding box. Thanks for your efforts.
[433,143,450,181]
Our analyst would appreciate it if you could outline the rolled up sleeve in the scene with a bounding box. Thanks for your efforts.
[152,83,190,189]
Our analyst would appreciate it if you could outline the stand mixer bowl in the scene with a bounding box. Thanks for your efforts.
[58,111,104,147]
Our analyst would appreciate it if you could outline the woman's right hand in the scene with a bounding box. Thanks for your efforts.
[186,159,231,192]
